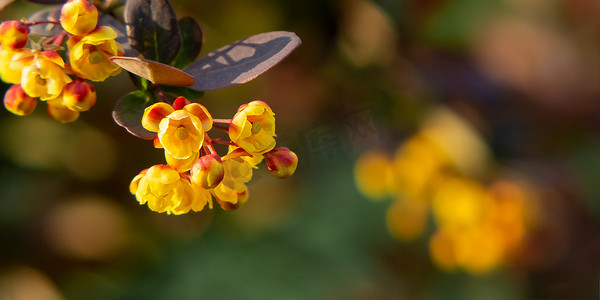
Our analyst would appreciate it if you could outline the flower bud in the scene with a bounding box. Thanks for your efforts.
[0,20,29,50]
[47,97,79,123]
[60,0,98,35]
[191,153,225,189]
[264,147,298,178]
[62,79,96,111]
[4,84,36,116]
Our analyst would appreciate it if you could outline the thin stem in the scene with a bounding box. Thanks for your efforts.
[210,139,236,146]
[152,85,170,103]
[204,133,217,155]
[48,30,68,46]
[213,123,229,132]
[25,21,60,27]
[213,118,232,124]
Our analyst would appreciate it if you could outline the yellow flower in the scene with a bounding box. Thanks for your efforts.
[142,98,213,171]
[354,150,394,200]
[46,96,79,123]
[229,100,276,154]
[3,84,37,116]
[212,149,253,207]
[67,26,123,81]
[0,47,34,84]
[0,20,29,50]
[130,165,210,214]
[158,110,204,160]
[60,0,98,36]
[21,50,72,101]
[62,79,96,111]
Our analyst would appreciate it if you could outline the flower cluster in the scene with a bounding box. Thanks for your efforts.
[130,97,298,214]
[1,0,123,122]
[354,108,539,274]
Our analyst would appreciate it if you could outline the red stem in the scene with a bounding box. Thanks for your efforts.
[204,133,217,155]
[48,30,68,46]
[213,123,229,132]
[213,118,232,123]
[210,139,236,146]
[25,21,60,27]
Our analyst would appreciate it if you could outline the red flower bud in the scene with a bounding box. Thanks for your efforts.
[265,147,298,178]
[4,84,36,116]
[62,79,96,112]
[191,153,225,189]
[0,20,29,50]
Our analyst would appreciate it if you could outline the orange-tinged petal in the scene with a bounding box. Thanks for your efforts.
[165,150,199,172]
[184,102,212,131]
[142,102,174,132]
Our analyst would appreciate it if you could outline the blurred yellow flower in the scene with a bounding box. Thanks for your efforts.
[354,150,394,200]
[386,197,428,241]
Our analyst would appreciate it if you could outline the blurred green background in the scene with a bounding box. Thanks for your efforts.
[2,0,600,299]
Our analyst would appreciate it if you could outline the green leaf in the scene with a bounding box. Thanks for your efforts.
[110,56,195,86]
[172,17,204,69]
[123,0,181,64]
[160,85,205,101]
[184,31,301,91]
[112,90,158,139]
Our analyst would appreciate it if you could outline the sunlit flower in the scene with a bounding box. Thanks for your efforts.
[0,47,34,84]
[21,50,72,100]
[60,0,98,36]
[229,100,276,154]
[4,84,37,116]
[62,79,96,111]
[158,109,204,160]
[0,20,29,50]
[130,165,210,214]
[67,26,123,81]
[264,147,298,178]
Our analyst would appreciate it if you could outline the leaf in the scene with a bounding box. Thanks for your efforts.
[27,6,62,37]
[184,31,301,91]
[123,0,181,64]
[112,90,157,139]
[23,0,65,4]
[160,85,205,101]
[110,56,195,86]
[172,17,204,69]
